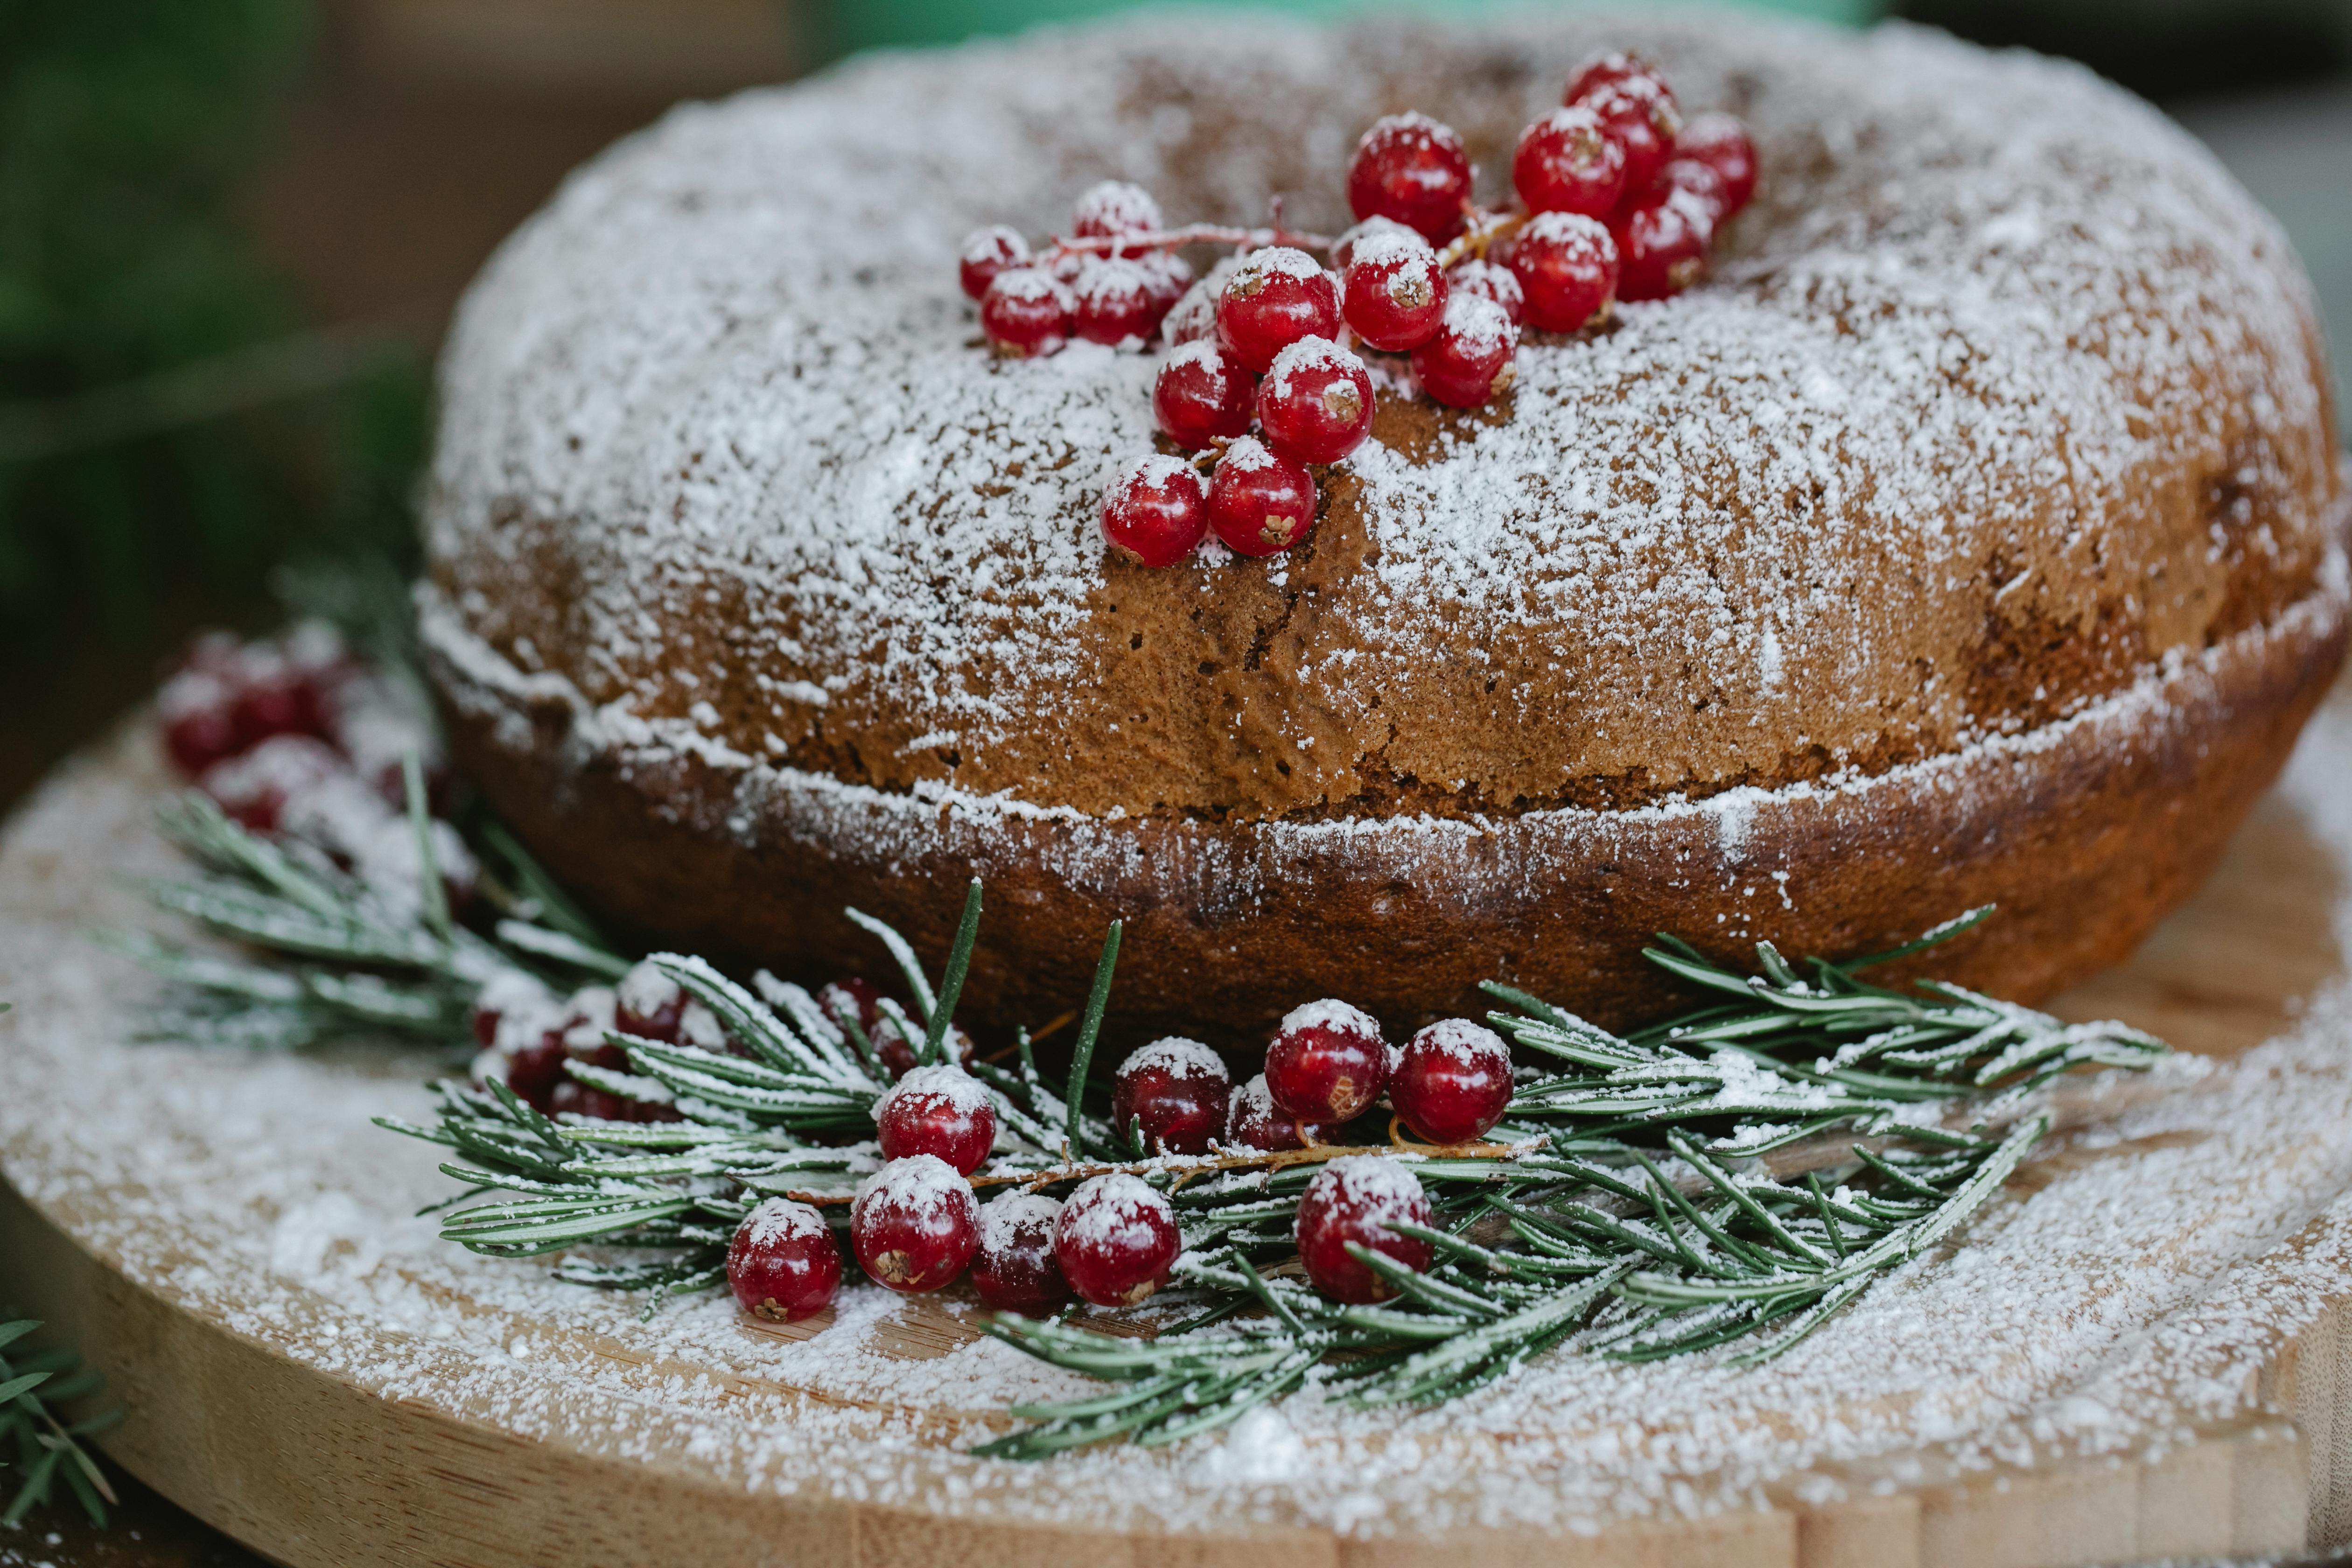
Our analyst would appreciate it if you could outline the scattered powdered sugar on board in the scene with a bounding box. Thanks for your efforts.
[10,719,2352,1539]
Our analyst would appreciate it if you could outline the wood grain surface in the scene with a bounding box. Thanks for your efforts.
[7,707,2352,1568]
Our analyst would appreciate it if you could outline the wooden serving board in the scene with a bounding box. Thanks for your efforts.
[8,704,2352,1568]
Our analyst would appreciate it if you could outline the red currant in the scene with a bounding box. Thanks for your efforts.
[1152,341,1253,451]
[614,960,686,1043]
[728,1198,843,1322]
[1102,453,1209,568]
[818,977,884,1037]
[1206,437,1316,558]
[958,225,1030,301]
[1215,246,1340,374]
[1512,105,1627,220]
[1112,1037,1231,1155]
[1161,258,1236,346]
[871,1015,979,1080]
[1447,259,1523,324]
[1072,256,1158,346]
[1225,1073,1337,1151]
[1391,1019,1514,1144]
[1295,1156,1434,1304]
[1345,112,1472,244]
[980,267,1073,357]
[972,1191,1071,1315]
[1055,1174,1181,1307]
[1136,250,1193,316]
[502,1030,572,1112]
[1257,338,1374,465]
[1265,998,1388,1123]
[875,1064,998,1174]
[1612,184,1715,302]
[197,733,344,833]
[1411,294,1519,409]
[1563,49,1666,108]
[1676,112,1757,217]
[1332,215,1421,270]
[158,667,244,776]
[852,1155,979,1293]
[1580,76,1681,197]
[1070,179,1162,240]
[1510,210,1618,333]
[1340,229,1448,352]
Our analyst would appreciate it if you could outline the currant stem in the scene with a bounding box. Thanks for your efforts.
[1040,222,1339,265]
[1437,210,1531,270]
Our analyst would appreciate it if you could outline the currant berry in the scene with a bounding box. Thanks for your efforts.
[1512,105,1628,219]
[1055,1174,1181,1307]
[958,225,1030,301]
[1112,1037,1231,1155]
[614,960,686,1043]
[197,733,345,833]
[728,1198,843,1322]
[871,1015,978,1080]
[1411,294,1519,409]
[1345,112,1472,244]
[1580,76,1682,196]
[1563,49,1666,108]
[1332,215,1421,271]
[875,1064,998,1174]
[1206,437,1317,558]
[1391,1019,1514,1144]
[1340,229,1448,352]
[818,977,884,1038]
[851,1155,979,1293]
[1136,249,1193,315]
[1676,112,1757,217]
[1510,210,1618,333]
[1447,259,1524,324]
[1152,341,1253,451]
[503,1030,572,1112]
[1102,453,1209,568]
[1161,257,1237,345]
[157,665,244,777]
[1225,1072,1335,1151]
[1295,1156,1435,1304]
[1612,184,1715,302]
[1070,179,1161,240]
[972,1191,1070,1315]
[1265,999,1388,1123]
[1257,338,1374,465]
[1652,155,1730,226]
[1215,245,1340,373]
[1071,256,1158,346]
[980,267,1073,357]
[469,969,553,1051]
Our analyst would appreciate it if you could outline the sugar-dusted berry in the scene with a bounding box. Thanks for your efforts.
[1152,341,1253,451]
[875,1064,998,1174]
[1391,1019,1515,1144]
[972,1190,1070,1315]
[1345,112,1472,244]
[1055,1173,1181,1307]
[1225,1072,1336,1151]
[1206,437,1316,558]
[1580,75,1682,196]
[1215,246,1341,374]
[1675,112,1757,217]
[1510,210,1618,333]
[1102,453,1210,569]
[1265,998,1388,1123]
[980,267,1073,357]
[728,1198,843,1322]
[1340,227,1448,352]
[614,959,687,1043]
[1412,293,1519,409]
[1295,1155,1435,1304]
[851,1154,980,1294]
[1332,215,1422,271]
[1070,179,1162,240]
[958,225,1030,301]
[1072,256,1159,346]
[1256,337,1374,466]
[1563,49,1666,109]
[1513,105,1627,219]
[1612,183,1715,301]
[1447,258,1524,325]
[1112,1037,1231,1155]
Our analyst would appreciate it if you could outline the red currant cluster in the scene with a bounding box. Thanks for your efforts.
[956,51,1755,573]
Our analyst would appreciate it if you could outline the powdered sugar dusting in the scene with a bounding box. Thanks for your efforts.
[740,1196,828,1249]
[1311,1154,1427,1212]
[1410,1017,1507,1069]
[1058,1172,1174,1251]
[1280,997,1383,1041]
[1120,1036,1227,1082]
[880,1063,993,1118]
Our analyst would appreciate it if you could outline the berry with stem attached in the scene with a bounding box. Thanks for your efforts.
[980,267,1073,357]
[1257,337,1374,465]
[1112,1037,1231,1155]
[1346,112,1472,243]
[1676,112,1757,217]
[959,225,1030,301]
[1390,1019,1514,1144]
[1216,247,1340,373]
[1072,256,1159,346]
[875,1064,998,1174]
[1510,210,1618,333]
[852,1155,980,1293]
[1206,437,1317,558]
[1295,1155,1435,1304]
[973,1191,1071,1315]
[1340,229,1448,352]
[1055,1174,1181,1307]
[1102,454,1209,568]
[1412,293,1519,408]
[1070,179,1162,239]
[1225,1072,1337,1151]
[1512,105,1627,218]
[1152,341,1253,451]
[728,1198,843,1322]
[1265,998,1388,1123]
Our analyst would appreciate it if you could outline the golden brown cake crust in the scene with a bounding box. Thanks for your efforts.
[420,12,2346,1036]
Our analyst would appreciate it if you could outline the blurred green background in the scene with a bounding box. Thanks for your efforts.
[0,0,2347,824]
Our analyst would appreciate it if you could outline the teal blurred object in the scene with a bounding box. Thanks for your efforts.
[823,0,1883,56]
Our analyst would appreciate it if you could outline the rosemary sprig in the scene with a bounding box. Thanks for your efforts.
[0,1321,121,1527]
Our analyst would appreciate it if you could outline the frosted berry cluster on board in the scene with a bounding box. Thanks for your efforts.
[158,627,474,917]
[955,49,1756,571]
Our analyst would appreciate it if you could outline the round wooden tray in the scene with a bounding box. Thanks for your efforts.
[8,706,2352,1568]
